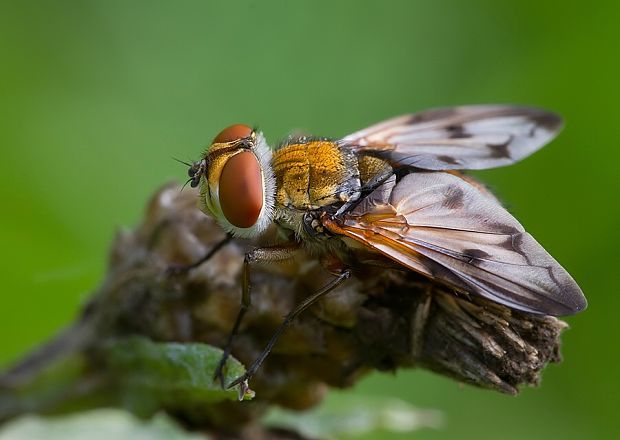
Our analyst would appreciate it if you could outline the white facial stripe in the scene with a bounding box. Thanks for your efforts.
[202,132,275,239]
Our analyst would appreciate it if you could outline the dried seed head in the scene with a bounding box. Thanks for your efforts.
[1,183,568,431]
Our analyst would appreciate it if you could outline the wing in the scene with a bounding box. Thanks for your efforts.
[322,172,586,316]
[341,105,563,170]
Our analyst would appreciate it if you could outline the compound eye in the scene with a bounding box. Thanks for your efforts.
[213,124,253,144]
[219,152,263,228]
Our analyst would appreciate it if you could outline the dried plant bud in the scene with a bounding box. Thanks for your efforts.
[0,183,568,432]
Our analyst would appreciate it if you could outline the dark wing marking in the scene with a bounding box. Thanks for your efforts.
[341,105,563,170]
[322,172,586,316]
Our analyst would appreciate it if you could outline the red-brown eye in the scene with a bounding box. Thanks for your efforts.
[213,124,253,144]
[219,152,263,228]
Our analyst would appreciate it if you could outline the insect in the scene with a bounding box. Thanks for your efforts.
[183,105,587,397]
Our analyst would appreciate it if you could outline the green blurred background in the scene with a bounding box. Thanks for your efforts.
[1,1,618,438]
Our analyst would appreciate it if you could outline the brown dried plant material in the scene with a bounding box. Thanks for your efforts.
[0,184,567,430]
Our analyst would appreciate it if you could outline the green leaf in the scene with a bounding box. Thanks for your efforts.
[0,409,206,440]
[263,392,443,439]
[101,337,250,416]
[0,337,249,423]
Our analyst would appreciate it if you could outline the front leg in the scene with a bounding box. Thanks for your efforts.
[167,234,233,275]
[213,243,300,387]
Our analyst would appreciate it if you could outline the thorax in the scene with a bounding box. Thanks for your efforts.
[270,139,392,244]
[271,139,361,211]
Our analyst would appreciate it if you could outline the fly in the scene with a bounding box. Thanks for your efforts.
[180,105,587,398]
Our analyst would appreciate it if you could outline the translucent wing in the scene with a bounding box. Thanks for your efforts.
[341,105,563,170]
[322,172,586,316]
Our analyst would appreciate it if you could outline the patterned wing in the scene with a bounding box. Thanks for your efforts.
[341,105,563,170]
[322,172,586,316]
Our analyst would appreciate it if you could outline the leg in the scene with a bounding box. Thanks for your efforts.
[167,234,233,275]
[228,269,352,399]
[213,243,300,387]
